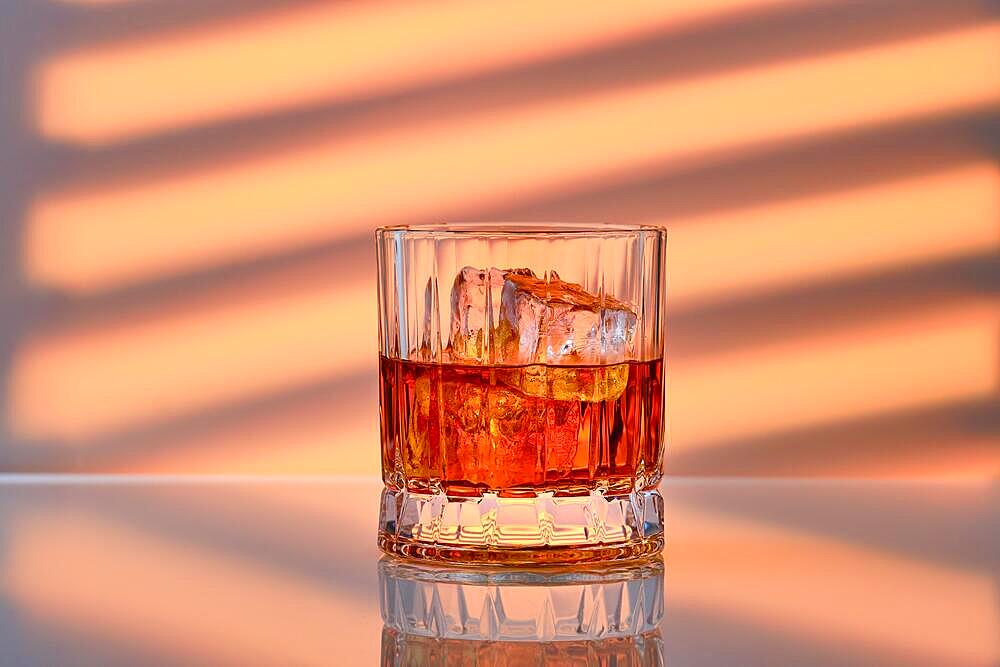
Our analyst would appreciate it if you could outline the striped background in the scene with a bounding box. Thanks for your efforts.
[0,0,997,475]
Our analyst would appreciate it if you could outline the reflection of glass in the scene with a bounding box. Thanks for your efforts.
[376,223,668,564]
[379,555,664,665]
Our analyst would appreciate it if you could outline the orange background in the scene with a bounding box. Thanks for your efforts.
[1,0,997,476]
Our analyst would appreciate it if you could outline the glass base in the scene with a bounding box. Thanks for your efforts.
[378,487,663,565]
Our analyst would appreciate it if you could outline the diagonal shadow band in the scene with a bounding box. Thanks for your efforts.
[669,396,1000,481]
[483,107,1000,224]
[39,0,999,187]
[21,0,340,55]
[0,369,377,472]
[5,252,995,470]
[26,107,998,331]
[668,251,1000,361]
[662,599,969,667]
[666,474,1000,573]
[1,478,985,667]
[12,480,381,600]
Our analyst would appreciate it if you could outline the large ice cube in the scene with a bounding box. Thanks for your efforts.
[499,364,629,402]
[498,271,637,365]
[449,266,533,363]
[441,380,579,489]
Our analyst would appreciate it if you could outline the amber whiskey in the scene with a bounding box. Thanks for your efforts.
[380,356,663,497]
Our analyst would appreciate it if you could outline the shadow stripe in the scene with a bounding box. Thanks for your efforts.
[1,370,376,471]
[40,0,999,187]
[669,396,1000,479]
[25,108,997,330]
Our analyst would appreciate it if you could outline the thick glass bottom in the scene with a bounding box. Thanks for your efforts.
[378,487,663,565]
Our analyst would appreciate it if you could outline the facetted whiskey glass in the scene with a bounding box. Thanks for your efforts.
[376,223,667,564]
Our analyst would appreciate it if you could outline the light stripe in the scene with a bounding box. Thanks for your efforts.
[12,294,992,477]
[662,163,1000,308]
[105,387,379,475]
[9,277,377,442]
[669,306,998,451]
[27,25,1000,293]
[39,0,787,143]
[667,501,1000,666]
[1,510,382,665]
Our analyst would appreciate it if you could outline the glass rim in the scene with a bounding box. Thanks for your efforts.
[375,221,666,238]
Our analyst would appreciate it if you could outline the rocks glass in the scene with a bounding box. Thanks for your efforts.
[376,223,667,564]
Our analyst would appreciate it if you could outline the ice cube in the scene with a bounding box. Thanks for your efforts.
[500,364,629,402]
[449,266,534,363]
[442,380,579,489]
[498,271,637,365]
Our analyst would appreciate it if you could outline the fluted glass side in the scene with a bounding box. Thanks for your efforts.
[376,223,667,364]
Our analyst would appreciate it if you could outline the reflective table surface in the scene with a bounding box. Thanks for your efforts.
[0,477,996,666]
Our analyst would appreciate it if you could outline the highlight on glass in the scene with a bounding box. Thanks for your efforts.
[376,223,667,564]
